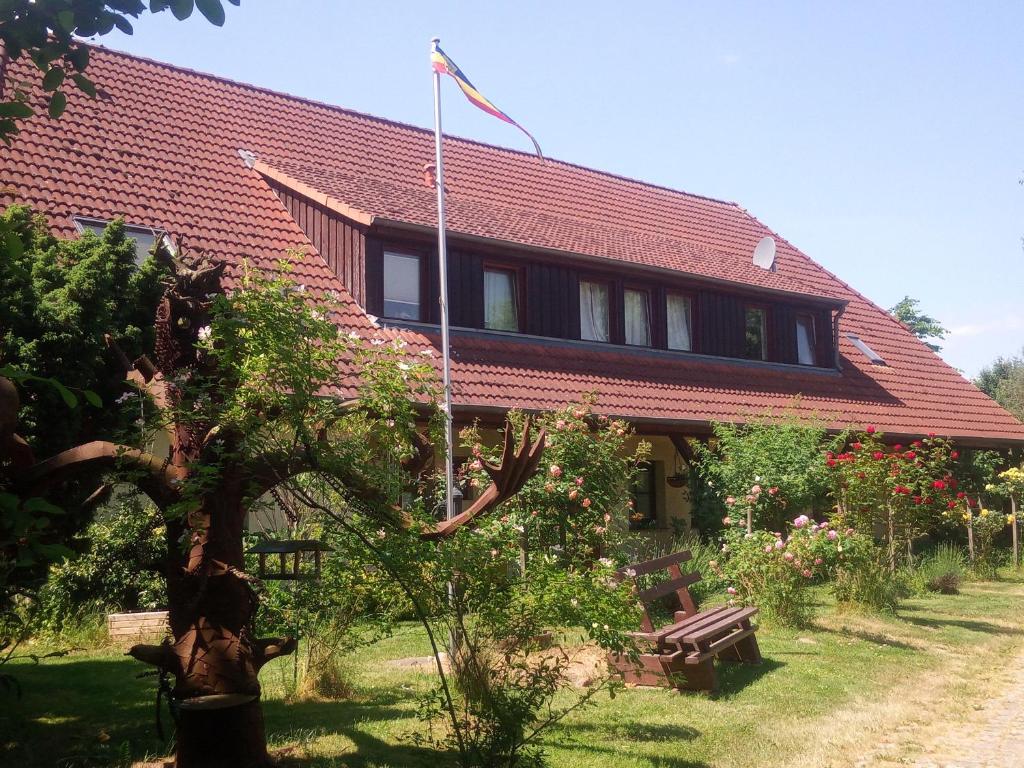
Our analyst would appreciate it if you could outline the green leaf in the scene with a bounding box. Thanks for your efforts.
[83,389,102,408]
[113,15,135,35]
[170,0,195,20]
[0,101,34,119]
[3,230,24,258]
[24,497,63,516]
[56,10,76,32]
[48,92,67,119]
[50,378,78,408]
[72,73,97,98]
[68,46,90,72]
[43,67,66,92]
[196,0,225,25]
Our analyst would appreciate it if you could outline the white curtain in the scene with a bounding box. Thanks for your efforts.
[667,294,692,351]
[484,269,518,331]
[796,316,815,365]
[383,251,421,319]
[580,281,609,342]
[624,289,651,346]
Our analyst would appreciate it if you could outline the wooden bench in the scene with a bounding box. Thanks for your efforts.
[608,550,761,693]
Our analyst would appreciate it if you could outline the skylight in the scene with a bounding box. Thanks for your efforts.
[846,333,886,365]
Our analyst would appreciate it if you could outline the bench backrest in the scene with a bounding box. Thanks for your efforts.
[618,550,702,633]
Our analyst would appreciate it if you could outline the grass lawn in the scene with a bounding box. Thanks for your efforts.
[3,572,1023,767]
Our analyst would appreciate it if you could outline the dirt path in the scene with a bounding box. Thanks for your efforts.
[859,648,1024,768]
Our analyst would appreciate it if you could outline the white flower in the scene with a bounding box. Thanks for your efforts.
[591,622,599,628]
[296,284,307,293]
[197,325,212,342]
[420,349,435,357]
[398,362,411,371]
[371,339,385,346]
[624,568,637,578]
[115,391,136,404]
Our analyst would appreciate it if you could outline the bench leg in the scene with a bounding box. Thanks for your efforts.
[734,631,762,664]
[677,658,718,694]
[608,652,674,687]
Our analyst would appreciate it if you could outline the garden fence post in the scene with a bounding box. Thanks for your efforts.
[1012,496,1019,570]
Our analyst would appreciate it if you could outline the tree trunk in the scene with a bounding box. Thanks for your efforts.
[174,700,271,768]
[1012,496,1019,570]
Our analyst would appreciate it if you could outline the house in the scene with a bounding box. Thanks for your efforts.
[3,45,1022,532]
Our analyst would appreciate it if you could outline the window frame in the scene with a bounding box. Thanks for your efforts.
[743,303,771,361]
[578,277,612,343]
[795,312,818,366]
[381,247,427,322]
[622,284,654,347]
[482,262,524,333]
[665,289,696,352]
[629,460,659,531]
[72,216,171,265]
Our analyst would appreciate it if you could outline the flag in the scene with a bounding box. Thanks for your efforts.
[430,42,543,158]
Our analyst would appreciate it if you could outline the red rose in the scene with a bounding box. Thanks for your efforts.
[912,495,922,505]
[904,451,916,460]
[873,451,885,460]
[950,451,959,460]
[826,459,837,467]
[947,500,957,509]
[911,440,922,448]
[857,471,866,480]
[932,480,946,490]
[852,442,863,450]
[893,444,903,452]
[956,491,965,499]
[866,425,876,434]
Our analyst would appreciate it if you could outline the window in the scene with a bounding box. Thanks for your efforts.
[383,250,422,320]
[667,293,693,351]
[484,267,520,331]
[579,280,610,342]
[624,288,652,346]
[846,333,886,365]
[629,461,658,530]
[796,314,817,366]
[744,306,768,360]
[73,217,168,266]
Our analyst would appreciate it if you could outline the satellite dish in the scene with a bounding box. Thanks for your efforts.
[752,236,776,271]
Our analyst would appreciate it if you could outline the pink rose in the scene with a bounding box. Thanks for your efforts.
[470,459,483,471]
[774,540,785,550]
[827,530,838,540]
[575,476,584,486]
[725,496,736,506]
[726,587,737,595]
[814,557,823,565]
[568,489,579,500]
[784,552,795,561]
[751,484,762,495]
[582,497,592,508]
[793,514,810,529]
[764,545,773,553]
[768,486,779,496]
[549,464,563,478]
[802,569,812,578]
[722,516,732,526]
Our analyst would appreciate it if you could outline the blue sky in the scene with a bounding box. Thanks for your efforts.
[101,1,1023,377]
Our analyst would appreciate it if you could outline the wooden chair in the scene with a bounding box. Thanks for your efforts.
[608,550,761,693]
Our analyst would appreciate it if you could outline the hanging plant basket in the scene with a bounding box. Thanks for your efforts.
[666,473,689,489]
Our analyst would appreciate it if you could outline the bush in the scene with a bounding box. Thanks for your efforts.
[911,544,968,594]
[830,533,905,612]
[35,495,165,634]
[695,410,840,532]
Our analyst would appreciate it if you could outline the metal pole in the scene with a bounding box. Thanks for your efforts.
[432,37,456,524]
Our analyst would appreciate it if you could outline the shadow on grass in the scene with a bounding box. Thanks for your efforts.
[814,625,917,651]
[542,721,708,768]
[715,657,784,697]
[900,615,1024,636]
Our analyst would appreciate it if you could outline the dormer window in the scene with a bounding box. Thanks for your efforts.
[624,288,652,347]
[580,280,610,342]
[383,250,423,320]
[796,314,817,366]
[744,306,768,360]
[667,292,693,352]
[73,216,169,266]
[484,266,520,332]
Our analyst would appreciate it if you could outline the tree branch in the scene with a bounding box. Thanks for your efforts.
[20,440,184,505]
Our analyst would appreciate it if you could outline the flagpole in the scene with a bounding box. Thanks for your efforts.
[432,37,456,523]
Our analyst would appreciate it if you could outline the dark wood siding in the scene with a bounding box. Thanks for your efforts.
[268,181,368,306]
[365,233,838,369]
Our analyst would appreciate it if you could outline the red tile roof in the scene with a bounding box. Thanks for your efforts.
[2,45,1021,444]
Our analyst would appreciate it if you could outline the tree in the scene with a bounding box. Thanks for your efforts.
[888,296,948,353]
[9,250,541,767]
[0,205,165,461]
[975,349,1024,423]
[0,0,240,144]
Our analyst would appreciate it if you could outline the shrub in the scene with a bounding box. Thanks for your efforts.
[825,428,958,571]
[35,494,165,634]
[915,544,968,594]
[967,508,1006,578]
[830,532,905,612]
[461,398,649,566]
[712,515,837,627]
[695,410,840,532]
